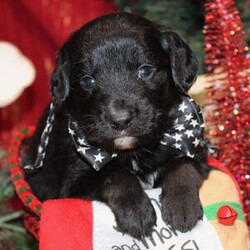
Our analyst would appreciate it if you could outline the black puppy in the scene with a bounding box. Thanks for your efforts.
[23,12,208,239]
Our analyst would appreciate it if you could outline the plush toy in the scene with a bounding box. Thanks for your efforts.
[0,41,35,107]
[8,128,249,250]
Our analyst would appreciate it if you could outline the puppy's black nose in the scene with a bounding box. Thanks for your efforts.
[109,110,133,130]
[106,99,136,130]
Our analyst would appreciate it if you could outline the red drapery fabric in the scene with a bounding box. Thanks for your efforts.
[0,0,116,147]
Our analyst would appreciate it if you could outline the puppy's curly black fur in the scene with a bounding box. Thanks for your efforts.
[23,12,209,239]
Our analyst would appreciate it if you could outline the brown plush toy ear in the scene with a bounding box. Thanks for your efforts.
[51,50,71,107]
[159,28,198,93]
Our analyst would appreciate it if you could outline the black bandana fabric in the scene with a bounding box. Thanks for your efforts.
[160,95,205,158]
[68,118,117,171]
[23,103,55,170]
[23,95,205,172]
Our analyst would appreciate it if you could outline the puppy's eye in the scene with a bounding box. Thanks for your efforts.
[138,65,155,79]
[80,76,96,90]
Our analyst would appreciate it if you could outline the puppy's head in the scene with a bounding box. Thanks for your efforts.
[51,13,198,152]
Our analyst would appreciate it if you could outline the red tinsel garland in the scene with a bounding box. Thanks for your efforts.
[203,0,250,229]
[8,127,41,238]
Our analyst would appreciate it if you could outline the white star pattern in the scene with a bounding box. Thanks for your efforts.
[192,138,200,147]
[185,113,193,121]
[179,102,188,112]
[94,153,105,163]
[44,122,50,132]
[175,124,185,131]
[164,133,171,137]
[184,130,194,138]
[68,127,75,136]
[187,151,195,158]
[172,133,182,142]
[37,162,43,168]
[38,146,43,153]
[174,143,182,150]
[68,118,117,171]
[30,103,56,170]
[29,95,205,173]
[44,137,49,145]
[174,118,179,126]
[48,126,53,133]
[190,119,199,128]
[77,146,90,154]
[70,96,205,170]
[160,140,168,145]
[77,138,86,145]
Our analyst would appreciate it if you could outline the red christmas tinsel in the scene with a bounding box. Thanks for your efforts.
[203,0,250,229]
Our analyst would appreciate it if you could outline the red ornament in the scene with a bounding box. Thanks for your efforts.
[217,205,238,225]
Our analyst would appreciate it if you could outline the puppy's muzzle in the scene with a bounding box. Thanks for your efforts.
[109,109,133,130]
[103,99,139,150]
[105,99,138,131]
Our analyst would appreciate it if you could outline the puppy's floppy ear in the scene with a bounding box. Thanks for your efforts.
[159,28,198,93]
[51,49,70,107]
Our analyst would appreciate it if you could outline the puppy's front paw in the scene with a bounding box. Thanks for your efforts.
[113,194,156,239]
[161,186,203,232]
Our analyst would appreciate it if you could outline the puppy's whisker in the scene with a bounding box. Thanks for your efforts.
[79,121,104,134]
[133,152,139,161]
[142,148,154,155]
[80,125,97,133]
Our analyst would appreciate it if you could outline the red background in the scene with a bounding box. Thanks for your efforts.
[0,0,116,146]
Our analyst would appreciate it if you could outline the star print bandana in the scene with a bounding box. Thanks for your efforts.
[68,117,117,171]
[23,95,205,172]
[23,103,55,170]
[160,95,205,158]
